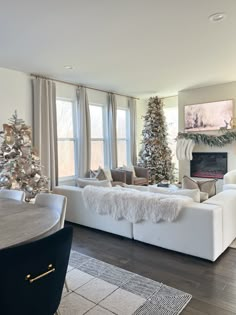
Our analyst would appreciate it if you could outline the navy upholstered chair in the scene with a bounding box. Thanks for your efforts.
[0,226,73,315]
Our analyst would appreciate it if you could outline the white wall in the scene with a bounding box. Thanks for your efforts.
[0,67,32,126]
[178,82,236,190]
[163,95,178,108]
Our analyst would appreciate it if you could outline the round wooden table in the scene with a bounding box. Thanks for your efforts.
[0,198,60,249]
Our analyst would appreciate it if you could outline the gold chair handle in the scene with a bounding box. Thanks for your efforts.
[25,264,55,283]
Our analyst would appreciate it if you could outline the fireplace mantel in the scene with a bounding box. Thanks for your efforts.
[178,131,236,147]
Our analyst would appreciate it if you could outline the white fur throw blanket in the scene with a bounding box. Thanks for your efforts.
[82,186,192,223]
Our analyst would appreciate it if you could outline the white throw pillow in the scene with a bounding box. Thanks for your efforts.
[200,191,209,202]
[103,169,113,181]
[148,186,200,203]
[77,178,112,188]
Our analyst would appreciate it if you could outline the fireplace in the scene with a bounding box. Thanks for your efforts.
[190,152,227,179]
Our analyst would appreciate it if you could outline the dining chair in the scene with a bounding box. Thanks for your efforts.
[35,192,69,292]
[35,193,67,229]
[0,189,25,201]
[0,226,73,315]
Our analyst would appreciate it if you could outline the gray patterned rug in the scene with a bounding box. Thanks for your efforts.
[67,250,192,315]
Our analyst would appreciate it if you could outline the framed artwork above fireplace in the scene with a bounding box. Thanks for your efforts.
[185,100,234,132]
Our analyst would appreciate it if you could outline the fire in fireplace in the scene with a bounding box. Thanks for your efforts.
[190,152,227,179]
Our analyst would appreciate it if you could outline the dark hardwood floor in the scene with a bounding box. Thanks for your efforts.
[69,222,236,315]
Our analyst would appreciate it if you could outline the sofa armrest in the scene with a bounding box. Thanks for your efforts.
[125,171,134,185]
[204,189,236,250]
[111,169,126,183]
[134,166,149,179]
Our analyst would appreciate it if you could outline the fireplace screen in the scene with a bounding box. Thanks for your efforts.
[190,152,227,179]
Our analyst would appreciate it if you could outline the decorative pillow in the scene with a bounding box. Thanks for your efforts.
[197,180,216,198]
[103,169,113,181]
[148,186,200,203]
[182,176,199,190]
[200,191,209,202]
[96,167,113,181]
[89,169,98,178]
[77,178,111,188]
[182,175,216,198]
[122,165,136,177]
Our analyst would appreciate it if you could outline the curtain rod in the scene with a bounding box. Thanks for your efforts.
[30,74,139,100]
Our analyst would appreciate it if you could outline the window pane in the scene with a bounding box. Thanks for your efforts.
[117,140,127,167]
[91,140,104,170]
[117,109,127,138]
[57,141,75,177]
[90,105,104,138]
[56,100,74,138]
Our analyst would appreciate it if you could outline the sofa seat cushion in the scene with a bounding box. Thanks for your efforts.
[133,177,148,185]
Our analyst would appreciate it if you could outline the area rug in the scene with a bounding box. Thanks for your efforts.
[59,250,192,314]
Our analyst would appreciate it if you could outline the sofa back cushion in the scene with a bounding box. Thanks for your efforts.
[148,186,200,203]
[77,178,112,188]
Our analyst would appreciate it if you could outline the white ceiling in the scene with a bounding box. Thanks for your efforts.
[0,0,236,98]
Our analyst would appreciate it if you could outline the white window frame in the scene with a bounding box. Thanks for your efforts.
[89,103,108,169]
[117,107,130,166]
[56,98,78,181]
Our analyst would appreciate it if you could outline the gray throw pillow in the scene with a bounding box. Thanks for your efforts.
[182,175,216,198]
[182,176,199,190]
[96,168,107,180]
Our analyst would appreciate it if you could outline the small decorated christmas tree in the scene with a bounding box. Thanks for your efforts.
[0,111,48,201]
[139,96,174,183]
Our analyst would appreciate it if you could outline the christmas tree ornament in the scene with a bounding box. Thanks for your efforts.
[139,96,174,183]
[0,111,49,201]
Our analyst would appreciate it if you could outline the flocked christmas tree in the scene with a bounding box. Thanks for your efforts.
[0,111,48,201]
[139,96,174,183]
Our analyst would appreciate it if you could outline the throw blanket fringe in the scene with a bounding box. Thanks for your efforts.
[82,186,192,223]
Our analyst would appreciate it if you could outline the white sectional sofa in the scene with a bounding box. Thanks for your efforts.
[53,186,236,261]
[53,186,133,238]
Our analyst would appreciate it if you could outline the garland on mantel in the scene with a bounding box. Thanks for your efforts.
[177,131,236,147]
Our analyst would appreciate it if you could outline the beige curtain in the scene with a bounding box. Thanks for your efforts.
[108,93,117,168]
[129,98,137,165]
[33,78,58,190]
[76,87,91,177]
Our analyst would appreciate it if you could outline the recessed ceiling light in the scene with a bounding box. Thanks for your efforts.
[208,12,226,22]
[64,65,73,70]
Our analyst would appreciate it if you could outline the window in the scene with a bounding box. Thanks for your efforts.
[56,100,76,178]
[117,109,129,166]
[90,104,106,170]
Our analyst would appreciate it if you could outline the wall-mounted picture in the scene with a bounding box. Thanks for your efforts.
[184,100,234,132]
